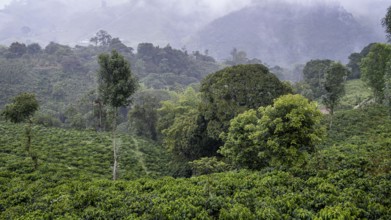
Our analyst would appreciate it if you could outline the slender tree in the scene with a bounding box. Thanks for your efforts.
[322,62,349,128]
[1,93,39,169]
[385,60,391,117]
[90,30,113,46]
[97,50,138,180]
[302,59,333,99]
[382,5,391,42]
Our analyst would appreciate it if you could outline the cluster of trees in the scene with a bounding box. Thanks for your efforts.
[156,64,303,175]
[0,30,224,132]
[2,37,389,177]
[295,42,390,118]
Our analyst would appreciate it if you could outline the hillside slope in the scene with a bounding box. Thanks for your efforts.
[0,122,170,180]
[188,2,384,65]
[0,105,390,218]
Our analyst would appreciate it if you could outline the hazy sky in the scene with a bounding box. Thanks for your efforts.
[0,0,388,13]
[0,0,12,9]
[0,0,388,21]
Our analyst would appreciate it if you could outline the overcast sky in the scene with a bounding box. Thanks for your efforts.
[0,0,12,9]
[0,0,389,19]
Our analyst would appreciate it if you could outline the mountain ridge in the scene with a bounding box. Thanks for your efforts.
[186,2,385,65]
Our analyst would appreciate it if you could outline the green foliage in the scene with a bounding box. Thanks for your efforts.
[224,48,262,66]
[140,72,199,90]
[200,64,291,140]
[128,89,171,140]
[384,60,391,116]
[0,122,170,179]
[26,43,42,55]
[346,43,375,80]
[302,59,333,99]
[219,109,264,169]
[1,93,39,123]
[322,62,349,115]
[0,169,389,219]
[254,95,324,168]
[347,53,362,79]
[90,30,113,46]
[318,105,391,177]
[96,50,139,180]
[0,104,390,219]
[6,42,27,58]
[360,43,391,103]
[158,88,218,162]
[136,43,220,83]
[337,79,372,110]
[0,41,220,130]
[97,50,138,108]
[158,87,200,137]
[382,5,391,42]
[189,157,230,176]
[221,94,325,169]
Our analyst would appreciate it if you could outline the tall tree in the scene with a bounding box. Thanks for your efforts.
[7,42,27,58]
[200,64,291,140]
[2,92,39,123]
[97,50,138,180]
[90,30,113,46]
[26,43,42,55]
[1,93,39,169]
[322,63,349,116]
[302,59,333,99]
[346,43,375,79]
[382,5,391,42]
[360,43,391,103]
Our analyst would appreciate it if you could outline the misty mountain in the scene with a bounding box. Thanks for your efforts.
[186,2,385,65]
[0,0,386,66]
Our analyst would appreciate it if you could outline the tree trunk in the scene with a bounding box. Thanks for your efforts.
[329,108,334,130]
[26,118,38,170]
[99,102,103,131]
[25,121,31,153]
[112,108,118,180]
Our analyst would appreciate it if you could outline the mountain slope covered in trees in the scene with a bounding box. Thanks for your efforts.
[0,0,385,65]
[188,2,384,65]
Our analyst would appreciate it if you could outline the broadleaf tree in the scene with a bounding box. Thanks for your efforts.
[97,50,138,180]
[360,43,391,103]
[158,88,219,162]
[220,94,325,170]
[200,64,291,141]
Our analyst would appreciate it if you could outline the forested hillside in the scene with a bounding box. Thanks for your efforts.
[189,1,383,65]
[1,1,391,219]
[0,38,221,131]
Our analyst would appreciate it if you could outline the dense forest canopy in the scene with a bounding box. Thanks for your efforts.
[0,1,390,219]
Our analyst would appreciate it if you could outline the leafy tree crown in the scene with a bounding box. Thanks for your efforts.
[1,92,39,123]
[97,50,138,108]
